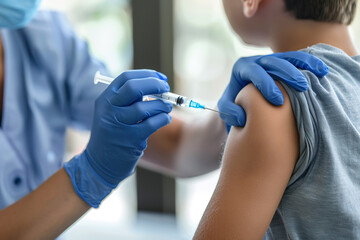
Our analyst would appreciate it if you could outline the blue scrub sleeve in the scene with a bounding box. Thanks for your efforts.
[52,13,108,130]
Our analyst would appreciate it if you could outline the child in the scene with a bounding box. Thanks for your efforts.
[195,0,360,239]
[0,1,327,239]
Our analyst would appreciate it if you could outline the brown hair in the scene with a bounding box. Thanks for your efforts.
[284,0,358,25]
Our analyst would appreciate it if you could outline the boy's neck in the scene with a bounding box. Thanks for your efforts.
[269,20,358,56]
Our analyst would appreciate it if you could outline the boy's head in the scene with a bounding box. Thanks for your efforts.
[223,0,358,46]
[284,0,357,25]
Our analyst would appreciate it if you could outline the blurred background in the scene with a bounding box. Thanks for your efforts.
[38,0,360,239]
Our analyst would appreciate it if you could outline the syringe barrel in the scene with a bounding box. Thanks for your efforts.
[94,72,192,108]
[149,93,189,107]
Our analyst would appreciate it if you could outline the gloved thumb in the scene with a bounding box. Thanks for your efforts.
[218,102,247,127]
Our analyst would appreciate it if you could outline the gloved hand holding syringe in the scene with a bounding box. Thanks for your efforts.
[94,71,227,114]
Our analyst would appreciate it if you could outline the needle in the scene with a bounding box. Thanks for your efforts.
[204,107,232,116]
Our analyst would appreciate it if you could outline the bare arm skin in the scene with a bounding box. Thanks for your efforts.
[0,168,90,240]
[194,82,299,239]
[141,111,227,178]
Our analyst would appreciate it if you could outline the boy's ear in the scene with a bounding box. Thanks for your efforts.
[242,0,261,18]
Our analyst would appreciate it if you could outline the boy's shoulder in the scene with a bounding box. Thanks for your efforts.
[292,44,360,96]
[300,44,360,71]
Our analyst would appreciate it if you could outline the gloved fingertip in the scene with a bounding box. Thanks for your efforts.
[300,84,309,92]
[156,72,168,81]
[237,119,246,127]
[292,76,309,91]
[316,62,329,77]
[225,124,231,134]
[265,87,284,106]
[161,81,170,91]
[294,77,309,92]
[168,114,172,123]
[273,94,284,106]
[235,114,246,127]
[167,103,174,112]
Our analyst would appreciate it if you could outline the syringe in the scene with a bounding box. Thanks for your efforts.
[94,71,224,113]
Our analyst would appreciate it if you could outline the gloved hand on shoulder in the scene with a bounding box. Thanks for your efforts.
[217,51,329,132]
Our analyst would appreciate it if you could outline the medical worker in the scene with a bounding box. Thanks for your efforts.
[0,1,329,239]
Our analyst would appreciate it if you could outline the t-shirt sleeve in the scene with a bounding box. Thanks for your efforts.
[51,12,108,130]
[280,71,320,188]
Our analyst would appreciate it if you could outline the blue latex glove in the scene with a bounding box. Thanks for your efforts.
[64,70,173,208]
[217,51,329,131]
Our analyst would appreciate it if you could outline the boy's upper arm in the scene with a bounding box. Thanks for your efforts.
[194,82,299,240]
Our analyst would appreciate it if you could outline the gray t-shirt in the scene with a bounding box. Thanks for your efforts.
[264,44,360,239]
